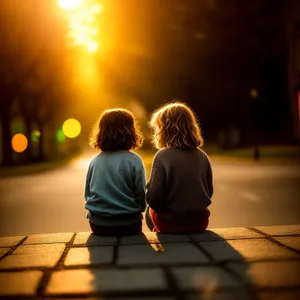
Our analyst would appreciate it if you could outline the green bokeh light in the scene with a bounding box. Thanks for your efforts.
[32,130,41,143]
[56,128,66,143]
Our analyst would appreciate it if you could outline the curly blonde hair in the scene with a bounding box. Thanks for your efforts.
[90,108,144,151]
[150,102,204,150]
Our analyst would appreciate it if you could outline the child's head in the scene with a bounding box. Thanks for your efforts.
[150,101,204,150]
[90,108,143,151]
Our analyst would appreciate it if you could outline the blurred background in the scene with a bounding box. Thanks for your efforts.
[0,0,300,237]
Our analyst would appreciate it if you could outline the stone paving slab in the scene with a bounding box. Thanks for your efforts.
[107,298,174,300]
[227,260,300,287]
[44,298,174,300]
[273,236,300,251]
[65,246,114,266]
[0,243,65,269]
[255,225,300,236]
[120,233,191,245]
[171,266,240,291]
[46,268,167,294]
[118,243,209,266]
[258,290,300,300]
[0,271,43,296]
[23,232,73,245]
[73,232,117,246]
[191,227,262,242]
[0,248,10,259]
[0,236,25,247]
[186,290,253,300]
[0,225,299,299]
[200,238,299,261]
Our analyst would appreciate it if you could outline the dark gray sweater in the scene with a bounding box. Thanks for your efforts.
[146,148,213,223]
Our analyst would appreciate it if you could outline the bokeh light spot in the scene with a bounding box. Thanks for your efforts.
[59,0,83,10]
[32,130,41,143]
[56,128,66,143]
[62,118,81,138]
[11,134,28,153]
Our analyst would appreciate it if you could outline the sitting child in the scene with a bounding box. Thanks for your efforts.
[85,108,146,235]
[145,102,213,233]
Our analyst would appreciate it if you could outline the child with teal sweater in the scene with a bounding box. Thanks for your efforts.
[84,109,146,235]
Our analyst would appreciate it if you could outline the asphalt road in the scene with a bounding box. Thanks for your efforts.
[0,152,300,237]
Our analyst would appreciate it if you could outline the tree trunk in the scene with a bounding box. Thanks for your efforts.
[24,118,34,162]
[37,123,46,161]
[0,112,13,166]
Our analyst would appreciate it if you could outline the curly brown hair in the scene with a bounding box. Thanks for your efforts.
[89,108,144,151]
[150,101,204,150]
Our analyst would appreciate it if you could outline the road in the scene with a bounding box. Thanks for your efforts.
[0,152,300,237]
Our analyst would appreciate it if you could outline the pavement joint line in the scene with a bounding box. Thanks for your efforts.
[247,227,300,238]
[246,227,269,237]
[271,234,300,238]
[45,289,175,298]
[36,269,52,298]
[112,236,120,265]
[36,233,76,297]
[220,263,260,300]
[162,266,185,300]
[0,236,28,262]
[193,236,268,242]
[247,227,300,254]
[56,233,77,267]
[0,286,298,300]
[218,261,247,284]
[265,236,300,254]
[2,257,300,273]
[191,239,215,263]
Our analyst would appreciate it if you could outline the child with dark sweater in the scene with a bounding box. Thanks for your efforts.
[145,102,213,233]
[85,109,146,235]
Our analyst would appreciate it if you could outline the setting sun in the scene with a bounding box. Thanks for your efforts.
[59,0,83,10]
[59,0,102,52]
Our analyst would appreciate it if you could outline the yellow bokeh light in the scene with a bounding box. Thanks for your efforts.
[11,133,28,153]
[59,0,103,52]
[62,118,81,138]
[59,0,83,10]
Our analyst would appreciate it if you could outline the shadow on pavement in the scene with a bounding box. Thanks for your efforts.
[85,231,256,299]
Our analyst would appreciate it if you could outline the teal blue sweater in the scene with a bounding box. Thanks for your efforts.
[84,150,146,227]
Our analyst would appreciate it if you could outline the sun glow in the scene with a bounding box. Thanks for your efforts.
[59,0,83,10]
[59,0,103,52]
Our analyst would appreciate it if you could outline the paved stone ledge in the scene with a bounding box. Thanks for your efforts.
[0,225,299,299]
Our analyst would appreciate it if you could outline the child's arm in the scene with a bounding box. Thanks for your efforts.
[146,157,166,212]
[133,161,147,212]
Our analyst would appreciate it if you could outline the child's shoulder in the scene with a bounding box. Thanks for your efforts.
[92,151,143,165]
[197,147,210,157]
[153,148,175,160]
[126,151,144,164]
[155,147,210,160]
[197,148,212,166]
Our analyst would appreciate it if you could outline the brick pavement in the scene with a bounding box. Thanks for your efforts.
[0,225,299,299]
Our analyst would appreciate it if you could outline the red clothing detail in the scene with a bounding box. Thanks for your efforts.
[149,208,208,233]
